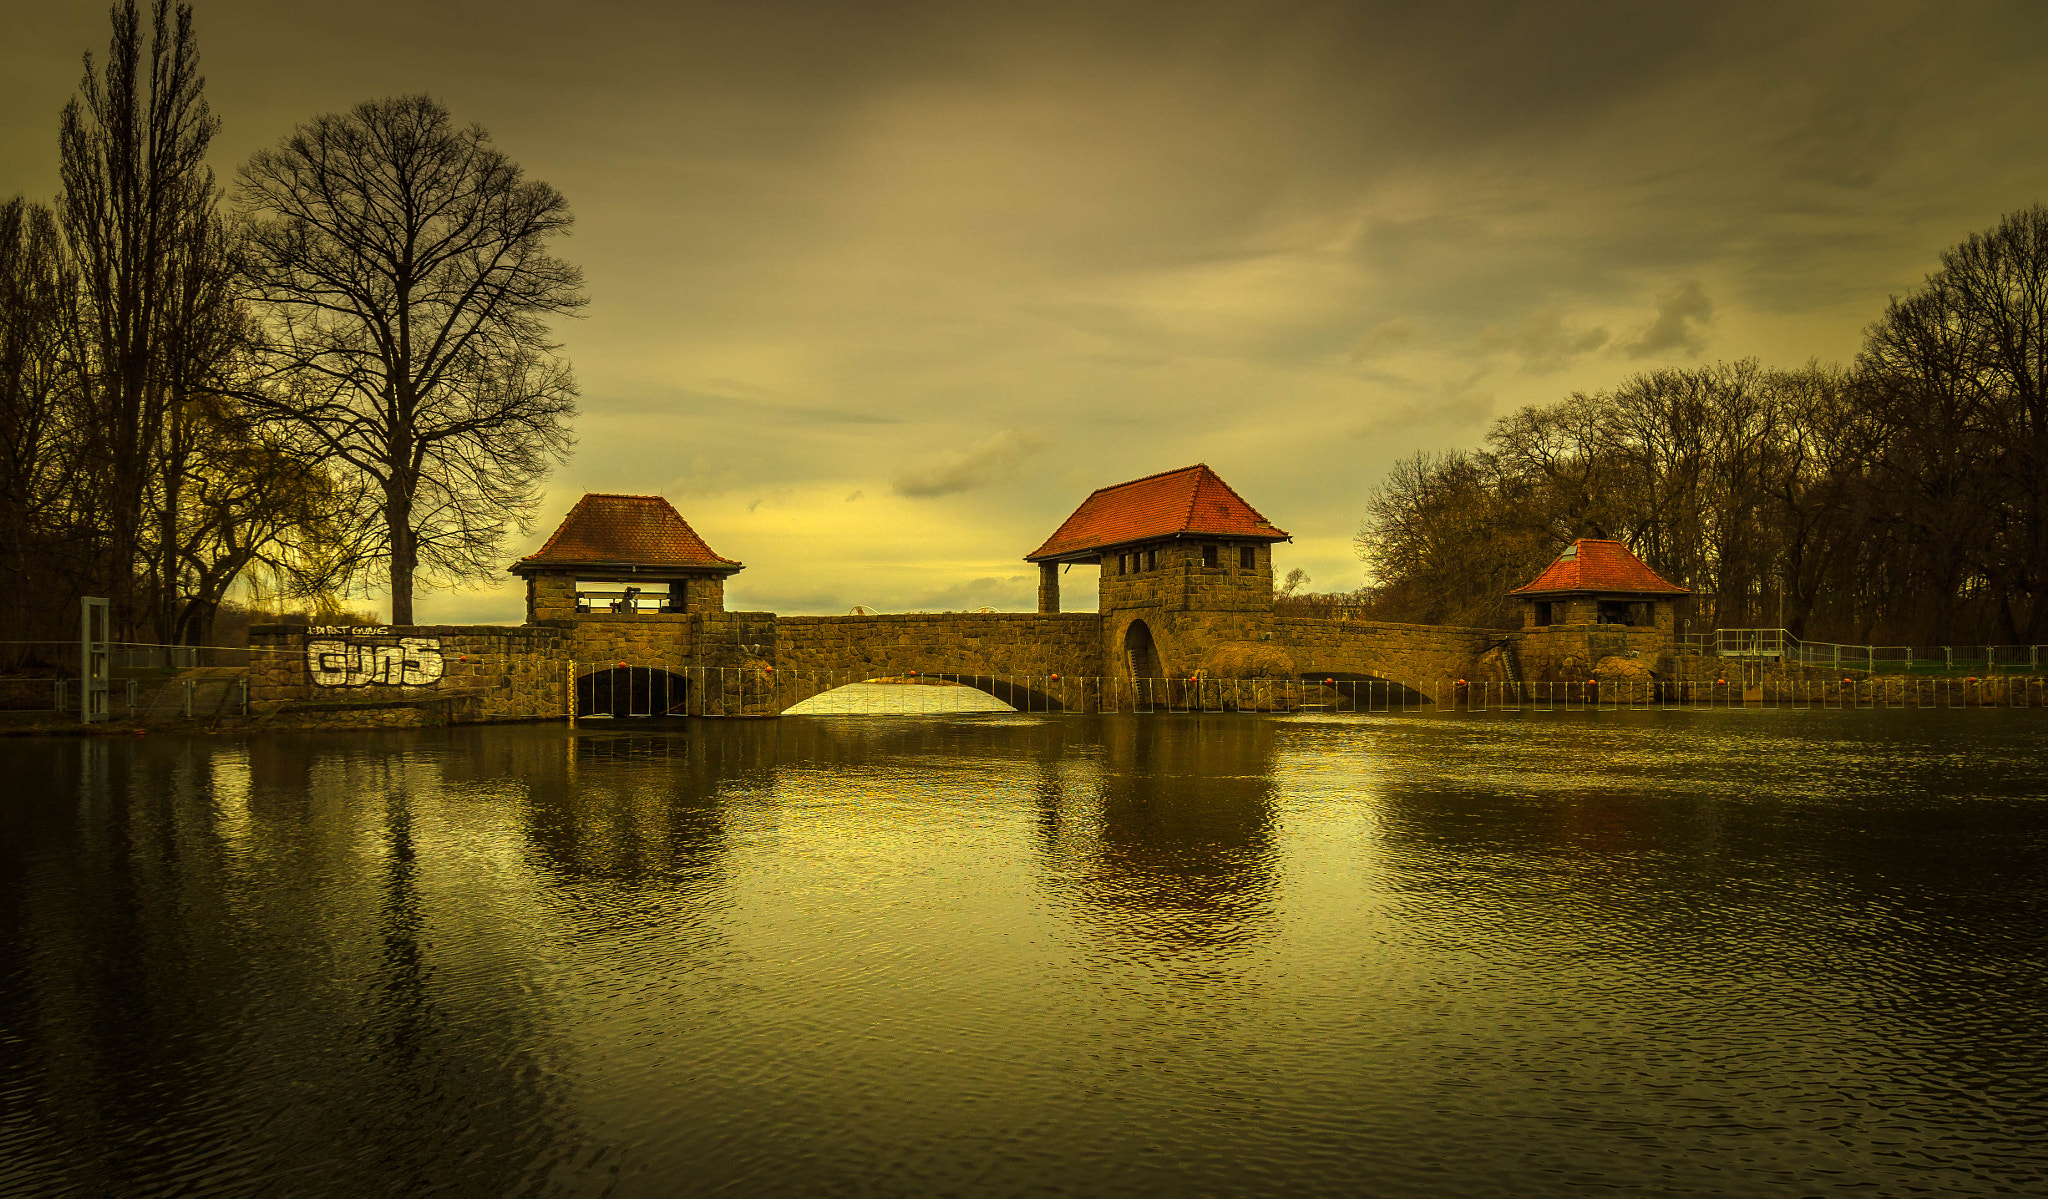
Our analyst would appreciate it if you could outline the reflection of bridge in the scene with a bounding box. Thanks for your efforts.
[248,466,1685,724]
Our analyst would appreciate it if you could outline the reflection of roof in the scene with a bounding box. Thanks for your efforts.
[509,494,741,574]
[1027,465,1289,561]
[1510,539,1688,596]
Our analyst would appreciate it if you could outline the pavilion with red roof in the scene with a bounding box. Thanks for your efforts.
[1025,465,1289,613]
[512,493,743,618]
[1509,538,1688,630]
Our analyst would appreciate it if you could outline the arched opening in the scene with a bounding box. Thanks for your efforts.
[578,666,690,718]
[1124,619,1162,681]
[781,676,1022,716]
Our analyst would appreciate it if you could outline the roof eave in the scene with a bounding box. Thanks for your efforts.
[509,558,744,576]
[1510,585,1689,597]
[1026,527,1292,562]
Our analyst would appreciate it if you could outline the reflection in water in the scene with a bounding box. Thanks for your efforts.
[1041,718,1279,961]
[1,714,2045,1197]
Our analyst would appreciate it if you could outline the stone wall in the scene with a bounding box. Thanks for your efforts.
[246,602,1512,722]
[1517,622,1671,681]
[249,623,568,721]
[1272,617,1503,686]
[1098,540,1272,618]
[528,573,578,620]
[776,612,1101,710]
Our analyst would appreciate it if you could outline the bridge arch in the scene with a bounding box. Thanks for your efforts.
[577,664,691,718]
[774,671,1073,715]
[1120,617,1167,680]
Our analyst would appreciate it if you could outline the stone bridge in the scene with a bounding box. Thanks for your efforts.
[245,468,1679,725]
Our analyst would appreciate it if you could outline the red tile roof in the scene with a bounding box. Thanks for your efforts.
[1027,465,1289,561]
[510,494,741,574]
[1510,539,1688,596]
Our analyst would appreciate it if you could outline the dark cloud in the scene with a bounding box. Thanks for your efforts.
[1625,281,1715,359]
[1350,319,1418,364]
[1484,309,1610,375]
[892,430,1043,498]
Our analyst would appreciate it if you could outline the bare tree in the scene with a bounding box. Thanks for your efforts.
[57,0,219,636]
[1861,204,2048,642]
[236,94,583,624]
[0,198,84,662]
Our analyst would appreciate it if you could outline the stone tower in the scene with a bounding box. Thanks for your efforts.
[1026,464,1291,681]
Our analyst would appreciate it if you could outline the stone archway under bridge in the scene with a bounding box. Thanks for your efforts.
[774,670,1077,715]
[576,663,692,718]
[768,612,1102,715]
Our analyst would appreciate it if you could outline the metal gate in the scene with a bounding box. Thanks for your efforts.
[80,597,109,724]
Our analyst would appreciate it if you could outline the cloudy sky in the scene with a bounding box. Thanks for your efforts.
[8,1,2048,620]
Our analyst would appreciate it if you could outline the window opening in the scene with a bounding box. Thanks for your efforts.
[1239,546,1255,571]
[1203,544,1219,568]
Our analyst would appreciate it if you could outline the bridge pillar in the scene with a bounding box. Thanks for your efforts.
[1038,562,1060,614]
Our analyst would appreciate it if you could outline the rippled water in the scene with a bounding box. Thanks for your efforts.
[3,711,2046,1197]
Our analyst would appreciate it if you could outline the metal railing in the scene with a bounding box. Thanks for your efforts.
[6,674,252,721]
[559,667,1437,720]
[1679,630,2047,675]
[1430,676,2044,710]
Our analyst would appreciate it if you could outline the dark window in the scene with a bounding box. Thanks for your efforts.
[1597,600,1633,626]
[1239,546,1255,571]
[1145,549,1156,571]
[1203,544,1219,568]
[1534,601,1552,627]
[1118,554,1128,576]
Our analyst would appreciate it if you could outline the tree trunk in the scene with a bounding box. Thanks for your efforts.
[158,434,181,644]
[387,482,414,626]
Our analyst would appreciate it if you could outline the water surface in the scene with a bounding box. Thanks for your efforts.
[3,711,2045,1196]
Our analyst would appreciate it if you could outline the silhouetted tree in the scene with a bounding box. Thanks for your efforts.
[236,94,583,624]
[1860,204,2048,642]
[0,198,83,661]
[57,0,220,637]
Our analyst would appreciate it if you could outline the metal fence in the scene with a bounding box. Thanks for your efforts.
[1,638,239,674]
[5,674,251,719]
[1680,629,2047,675]
[1433,676,2044,710]
[562,666,1436,719]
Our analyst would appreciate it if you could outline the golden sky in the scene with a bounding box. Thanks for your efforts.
[8,1,2048,619]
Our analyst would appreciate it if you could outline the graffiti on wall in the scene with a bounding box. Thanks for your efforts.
[306,635,447,687]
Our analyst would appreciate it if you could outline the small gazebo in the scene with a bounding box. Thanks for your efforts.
[511,493,743,620]
[1023,464,1290,613]
[1509,539,1688,631]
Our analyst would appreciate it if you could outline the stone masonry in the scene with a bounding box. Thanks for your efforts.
[244,478,1668,723]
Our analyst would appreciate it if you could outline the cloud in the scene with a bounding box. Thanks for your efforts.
[903,575,1034,612]
[1483,308,1610,374]
[1353,373,1496,438]
[1624,280,1715,358]
[1350,318,1419,364]
[891,429,1044,499]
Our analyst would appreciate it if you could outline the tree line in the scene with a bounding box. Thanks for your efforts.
[0,0,581,664]
[1355,206,2048,648]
